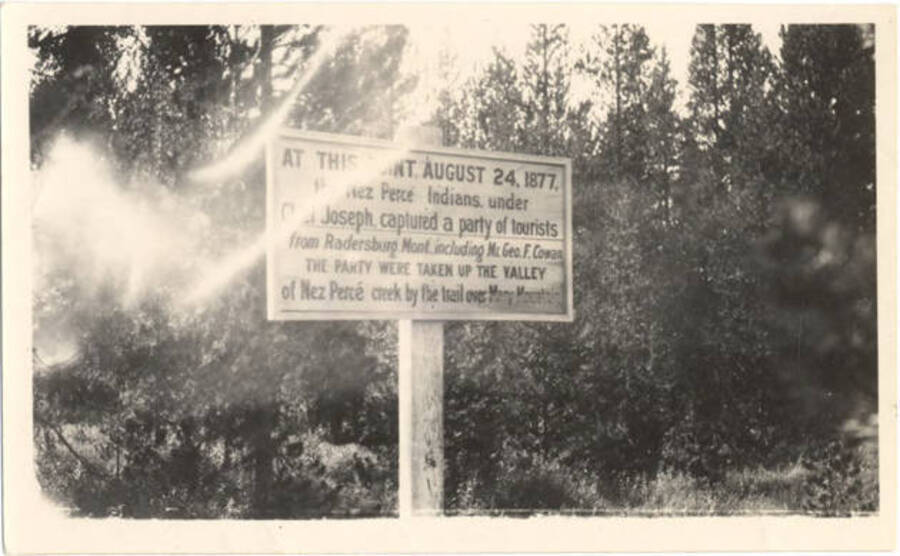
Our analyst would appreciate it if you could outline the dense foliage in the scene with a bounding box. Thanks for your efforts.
[436,23,877,513]
[30,23,877,517]
[31,25,406,518]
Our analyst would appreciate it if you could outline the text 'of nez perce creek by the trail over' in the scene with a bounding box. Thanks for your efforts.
[267,131,572,321]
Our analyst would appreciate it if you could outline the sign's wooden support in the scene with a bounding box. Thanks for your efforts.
[398,125,444,518]
[398,319,443,516]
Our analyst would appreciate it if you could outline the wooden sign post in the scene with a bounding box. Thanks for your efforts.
[397,126,444,517]
[265,126,573,517]
[398,318,443,516]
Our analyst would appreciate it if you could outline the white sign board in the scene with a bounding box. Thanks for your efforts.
[266,129,573,321]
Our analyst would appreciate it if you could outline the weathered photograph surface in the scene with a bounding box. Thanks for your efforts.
[30,22,877,518]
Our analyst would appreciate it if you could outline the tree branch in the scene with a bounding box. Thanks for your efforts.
[35,415,112,479]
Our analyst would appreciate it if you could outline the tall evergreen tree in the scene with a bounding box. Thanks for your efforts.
[775,24,875,233]
[659,24,783,477]
[580,25,656,182]
[472,48,526,151]
[643,47,681,226]
[520,24,572,156]
[758,24,877,436]
[686,24,775,198]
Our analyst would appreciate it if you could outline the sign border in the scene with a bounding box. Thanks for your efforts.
[266,128,574,322]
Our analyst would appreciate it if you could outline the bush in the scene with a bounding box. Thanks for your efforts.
[451,451,602,513]
[800,438,878,515]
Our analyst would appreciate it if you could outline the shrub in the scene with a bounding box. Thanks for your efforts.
[800,438,878,515]
[454,451,602,513]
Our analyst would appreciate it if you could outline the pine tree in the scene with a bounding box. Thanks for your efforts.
[579,25,655,182]
[520,24,572,156]
[473,48,525,151]
[776,24,875,233]
[659,25,782,477]
[643,47,681,226]
[757,24,878,437]
[686,25,775,198]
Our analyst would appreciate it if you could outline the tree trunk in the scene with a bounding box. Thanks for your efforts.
[257,25,275,110]
[614,26,622,178]
[540,24,550,154]
[710,25,721,187]
[250,406,276,517]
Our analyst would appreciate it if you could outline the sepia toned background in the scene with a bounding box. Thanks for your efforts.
[3,2,896,553]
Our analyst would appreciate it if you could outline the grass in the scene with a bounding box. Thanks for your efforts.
[447,442,878,516]
[614,464,810,515]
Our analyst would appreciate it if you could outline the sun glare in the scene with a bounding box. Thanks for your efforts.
[180,143,420,306]
[33,135,205,306]
[187,26,355,185]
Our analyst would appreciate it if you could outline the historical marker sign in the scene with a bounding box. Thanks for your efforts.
[266,129,573,321]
